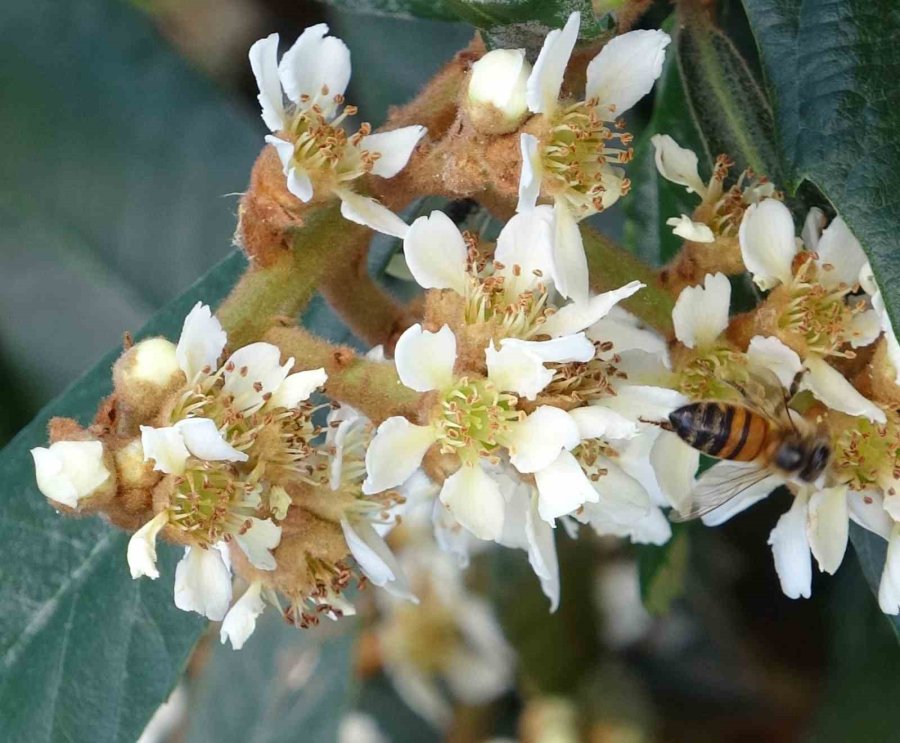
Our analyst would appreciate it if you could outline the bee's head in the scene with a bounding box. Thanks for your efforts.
[775,436,831,482]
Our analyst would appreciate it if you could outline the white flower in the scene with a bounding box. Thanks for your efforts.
[249,28,425,238]
[220,581,267,650]
[672,272,731,350]
[517,12,670,304]
[667,215,715,243]
[31,440,111,508]
[127,511,168,579]
[140,419,247,475]
[174,545,233,621]
[466,49,531,134]
[651,134,707,197]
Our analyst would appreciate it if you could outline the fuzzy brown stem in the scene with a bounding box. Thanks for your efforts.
[265,326,421,423]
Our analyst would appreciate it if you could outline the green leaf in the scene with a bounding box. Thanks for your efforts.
[676,13,780,180]
[319,0,460,21]
[638,524,689,615]
[740,0,900,333]
[850,524,900,641]
[186,616,355,743]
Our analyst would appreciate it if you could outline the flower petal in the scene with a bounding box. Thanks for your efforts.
[127,511,168,580]
[174,418,248,463]
[601,385,688,423]
[879,525,900,614]
[485,341,553,401]
[807,485,848,575]
[175,302,227,381]
[768,494,812,600]
[588,311,668,360]
[525,11,579,114]
[248,33,286,132]
[848,308,881,349]
[815,215,866,289]
[174,546,232,621]
[31,440,110,508]
[800,356,886,423]
[503,334,595,364]
[220,581,266,650]
[650,134,706,196]
[672,272,730,349]
[699,462,783,526]
[667,215,714,243]
[394,323,456,392]
[586,29,670,118]
[534,450,599,522]
[440,464,506,541]
[341,517,416,601]
[363,416,436,494]
[551,200,589,305]
[403,211,469,294]
[361,126,426,178]
[140,425,189,475]
[517,133,543,212]
[505,406,581,474]
[223,342,292,414]
[747,335,802,388]
[568,404,639,440]
[649,431,699,513]
[266,368,327,410]
[801,207,826,251]
[337,189,409,239]
[234,517,282,571]
[495,206,556,295]
[847,489,893,541]
[540,280,644,338]
[739,199,797,290]
[525,498,560,611]
[265,135,314,202]
[277,24,350,113]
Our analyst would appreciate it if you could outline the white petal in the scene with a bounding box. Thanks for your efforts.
[265,135,314,202]
[140,425,189,475]
[341,517,415,601]
[768,494,812,599]
[815,216,866,289]
[568,404,638,440]
[600,385,688,423]
[485,341,552,401]
[649,432,699,513]
[525,499,560,611]
[847,489,893,541]
[801,207,826,251]
[848,308,881,349]
[505,406,581,474]
[338,713,390,743]
[495,206,556,295]
[220,582,266,650]
[667,215,714,243]
[807,485,849,575]
[650,134,706,196]
[394,324,456,392]
[501,334,594,363]
[174,418,247,463]
[403,211,468,294]
[363,417,436,494]
[175,302,227,381]
[586,29,670,118]
[234,518,282,571]
[525,11,579,114]
[672,272,730,349]
[800,356,886,423]
[432,499,474,568]
[248,33,286,131]
[588,314,668,360]
[127,511,168,580]
[266,367,327,410]
[517,133,543,212]
[587,456,652,524]
[739,199,797,290]
[223,342,292,414]
[31,441,110,508]
[278,24,350,113]
[534,450,599,522]
[174,546,233,621]
[551,200,589,305]
[879,525,900,614]
[540,280,644,338]
[361,126,426,178]
[440,464,506,541]
[747,335,802,388]
[337,190,409,239]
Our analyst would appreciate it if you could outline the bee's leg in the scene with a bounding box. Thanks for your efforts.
[788,369,805,399]
[640,417,673,431]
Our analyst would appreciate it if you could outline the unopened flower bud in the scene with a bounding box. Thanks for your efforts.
[465,49,531,135]
[113,337,182,420]
[31,440,113,510]
[115,438,160,490]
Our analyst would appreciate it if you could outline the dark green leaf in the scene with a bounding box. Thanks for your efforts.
[741,0,900,333]
[186,616,355,743]
[319,0,460,21]
[638,523,689,615]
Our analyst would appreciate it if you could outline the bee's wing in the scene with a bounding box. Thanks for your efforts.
[722,367,789,424]
[670,460,783,523]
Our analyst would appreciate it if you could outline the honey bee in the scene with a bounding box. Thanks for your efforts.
[667,371,831,521]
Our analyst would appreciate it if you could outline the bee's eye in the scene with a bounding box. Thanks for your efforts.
[775,443,803,471]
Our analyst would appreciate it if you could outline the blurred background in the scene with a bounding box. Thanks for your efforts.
[2,1,899,741]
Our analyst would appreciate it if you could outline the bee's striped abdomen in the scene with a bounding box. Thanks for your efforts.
[669,403,769,462]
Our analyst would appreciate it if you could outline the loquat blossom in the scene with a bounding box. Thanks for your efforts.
[517,12,670,304]
[249,27,425,238]
[31,440,112,510]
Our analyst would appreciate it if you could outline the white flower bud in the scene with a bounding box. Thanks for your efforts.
[113,337,182,417]
[466,49,532,135]
[115,438,159,489]
[31,440,112,509]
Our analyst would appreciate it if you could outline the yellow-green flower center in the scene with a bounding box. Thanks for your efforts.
[676,347,750,401]
[833,413,900,491]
